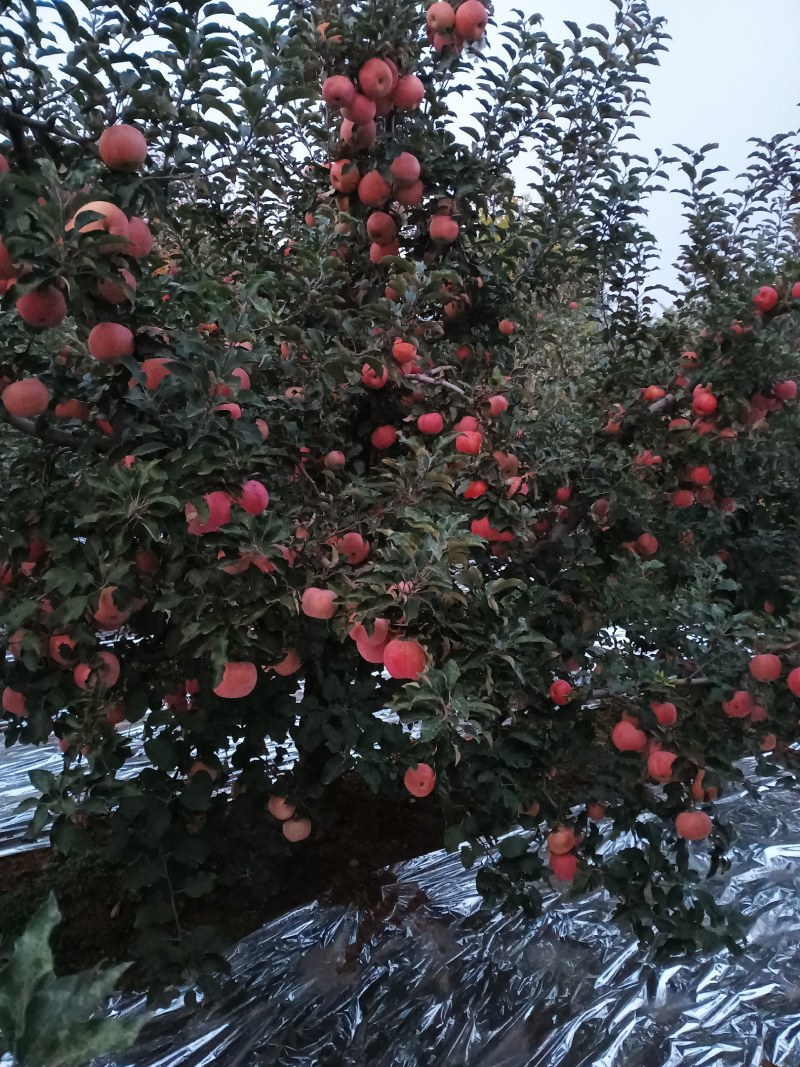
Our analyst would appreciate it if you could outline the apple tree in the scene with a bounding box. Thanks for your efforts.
[0,0,798,991]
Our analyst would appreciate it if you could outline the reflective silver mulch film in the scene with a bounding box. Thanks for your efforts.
[93,762,800,1067]
[0,726,153,856]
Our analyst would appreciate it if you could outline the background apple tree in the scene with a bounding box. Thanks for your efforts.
[1,0,799,991]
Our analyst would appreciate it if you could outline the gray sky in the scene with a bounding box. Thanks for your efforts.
[491,0,799,291]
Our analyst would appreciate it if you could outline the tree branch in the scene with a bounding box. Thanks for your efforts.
[407,373,467,397]
[648,393,678,415]
[4,413,111,451]
[0,107,95,147]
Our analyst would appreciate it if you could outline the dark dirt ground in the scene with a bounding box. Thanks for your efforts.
[0,774,445,984]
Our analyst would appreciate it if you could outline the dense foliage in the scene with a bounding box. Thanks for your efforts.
[0,0,798,995]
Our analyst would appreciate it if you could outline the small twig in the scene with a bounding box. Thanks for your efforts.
[4,413,111,451]
[648,393,677,415]
[407,373,467,397]
[0,107,95,147]
[590,676,714,701]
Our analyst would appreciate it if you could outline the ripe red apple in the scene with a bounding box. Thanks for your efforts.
[390,152,421,185]
[498,319,515,336]
[486,395,508,417]
[417,412,444,434]
[48,633,76,665]
[384,638,427,679]
[367,211,397,243]
[429,215,459,243]
[132,357,172,391]
[403,762,435,796]
[188,761,218,782]
[2,688,27,717]
[392,75,425,111]
[371,425,397,449]
[67,201,130,248]
[643,385,665,402]
[471,516,512,542]
[338,532,370,564]
[0,237,19,280]
[330,159,360,193]
[676,811,712,841]
[547,827,576,855]
[788,667,800,696]
[185,490,232,535]
[692,389,717,417]
[283,817,312,842]
[342,93,377,124]
[687,465,712,486]
[427,1,456,31]
[125,216,153,258]
[647,749,676,783]
[2,378,50,418]
[322,75,356,109]
[753,285,778,313]
[455,430,482,454]
[358,58,394,100]
[98,268,137,304]
[301,587,337,619]
[98,124,148,171]
[722,690,752,719]
[341,119,377,150]
[88,322,134,362]
[773,379,797,402]
[74,650,120,691]
[454,0,489,41]
[749,653,781,683]
[549,679,573,705]
[214,661,257,699]
[463,480,487,499]
[362,363,388,389]
[323,450,346,470]
[691,769,718,803]
[270,650,302,676]
[240,479,270,515]
[92,585,137,630]
[369,240,399,263]
[392,339,417,363]
[16,286,67,329]
[635,533,658,557]
[671,489,694,508]
[396,180,424,207]
[549,852,577,880]
[651,701,677,727]
[611,720,646,752]
[358,171,391,207]
[267,796,296,821]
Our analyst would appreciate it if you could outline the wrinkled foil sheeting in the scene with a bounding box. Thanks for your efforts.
[0,718,303,856]
[1,730,797,1066]
[0,726,151,855]
[81,761,800,1067]
[0,701,405,856]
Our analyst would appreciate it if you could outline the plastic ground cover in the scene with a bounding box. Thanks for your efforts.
[0,733,798,1065]
[76,760,800,1067]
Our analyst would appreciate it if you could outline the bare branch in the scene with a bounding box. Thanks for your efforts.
[4,413,111,451]
[0,107,95,147]
[407,373,467,397]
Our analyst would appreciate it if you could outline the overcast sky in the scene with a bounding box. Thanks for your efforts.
[489,0,800,291]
